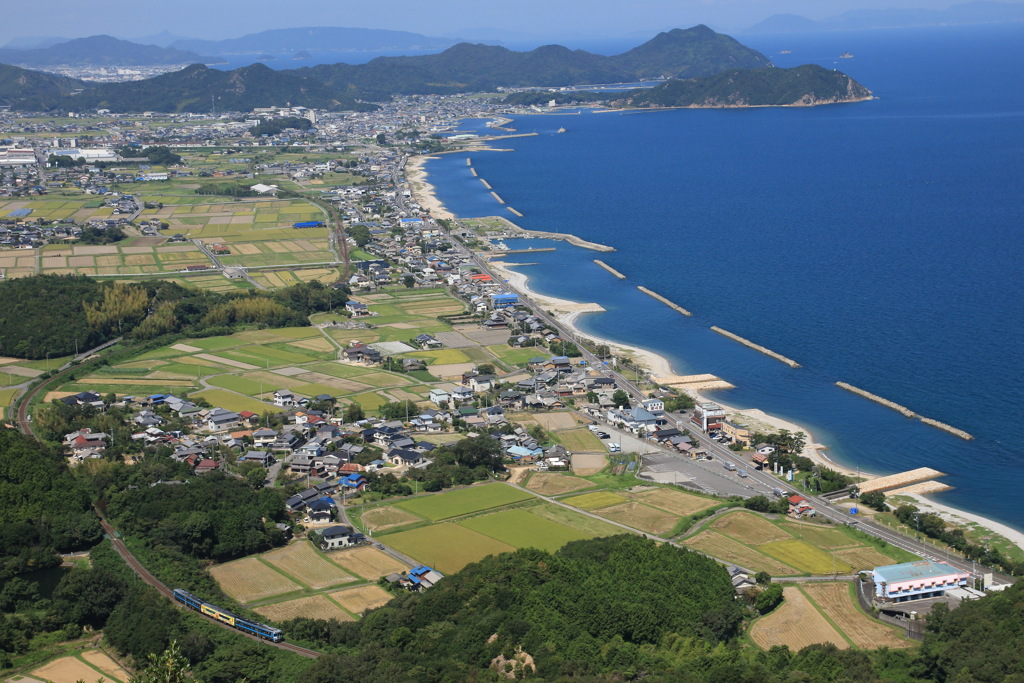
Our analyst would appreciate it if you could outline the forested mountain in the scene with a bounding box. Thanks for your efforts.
[5,26,784,112]
[619,64,872,107]
[302,24,771,97]
[56,63,373,113]
[612,25,772,78]
[0,35,207,67]
[0,64,83,107]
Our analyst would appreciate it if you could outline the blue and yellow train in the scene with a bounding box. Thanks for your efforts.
[173,589,283,642]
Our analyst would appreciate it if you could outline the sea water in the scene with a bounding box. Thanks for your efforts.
[424,24,1024,530]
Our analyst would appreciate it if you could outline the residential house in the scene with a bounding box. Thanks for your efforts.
[320,525,357,550]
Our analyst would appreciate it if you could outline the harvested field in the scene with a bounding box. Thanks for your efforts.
[255,595,353,623]
[261,542,356,589]
[711,511,792,545]
[532,412,578,430]
[684,531,797,575]
[750,587,848,650]
[634,488,717,517]
[564,491,628,510]
[525,472,593,496]
[330,585,394,615]
[210,556,302,603]
[802,583,913,649]
[361,505,423,531]
[759,539,852,574]
[395,483,533,521]
[331,546,410,579]
[425,362,475,379]
[597,501,678,535]
[382,523,516,574]
[835,546,901,570]
[571,452,607,475]
[32,654,118,683]
[81,650,131,681]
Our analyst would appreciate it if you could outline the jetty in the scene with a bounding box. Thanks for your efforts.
[836,382,915,417]
[487,215,615,252]
[835,382,973,439]
[858,467,947,495]
[507,207,524,217]
[653,373,734,391]
[638,286,692,316]
[489,248,555,255]
[490,191,505,204]
[479,178,492,190]
[711,327,800,367]
[466,158,471,166]
[594,260,626,279]
[470,168,478,177]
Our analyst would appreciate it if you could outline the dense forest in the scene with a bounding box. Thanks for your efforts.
[0,276,348,358]
[0,429,101,581]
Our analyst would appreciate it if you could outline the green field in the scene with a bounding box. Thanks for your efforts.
[395,484,534,521]
[191,389,272,413]
[527,504,624,538]
[381,523,516,574]
[554,428,604,452]
[459,509,591,552]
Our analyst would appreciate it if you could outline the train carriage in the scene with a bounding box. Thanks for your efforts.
[173,589,283,642]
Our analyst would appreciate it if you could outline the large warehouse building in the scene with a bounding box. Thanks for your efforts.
[872,560,971,603]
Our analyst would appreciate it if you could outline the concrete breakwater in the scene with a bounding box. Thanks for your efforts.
[507,207,524,217]
[480,178,492,190]
[594,259,626,279]
[491,248,556,255]
[466,158,471,166]
[836,382,918,417]
[712,326,800,367]
[835,382,974,440]
[470,168,478,177]
[920,417,974,441]
[638,286,692,316]
[490,191,505,204]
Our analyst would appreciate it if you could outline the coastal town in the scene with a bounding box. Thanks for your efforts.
[1,80,1021,680]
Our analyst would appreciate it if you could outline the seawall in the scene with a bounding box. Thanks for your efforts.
[712,326,800,367]
[835,382,974,440]
[638,286,692,316]
[594,260,626,279]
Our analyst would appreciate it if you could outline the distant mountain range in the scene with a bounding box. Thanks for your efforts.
[0,25,870,113]
[0,35,208,67]
[746,0,1024,33]
[169,27,461,55]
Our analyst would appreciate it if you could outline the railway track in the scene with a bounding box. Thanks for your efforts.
[11,341,321,660]
[96,512,321,659]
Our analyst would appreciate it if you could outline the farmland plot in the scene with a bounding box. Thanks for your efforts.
[330,585,394,615]
[802,583,913,649]
[596,501,678,535]
[750,587,848,650]
[711,511,792,545]
[261,541,357,589]
[210,557,301,603]
[634,488,717,517]
[255,595,353,623]
[525,473,593,496]
[331,546,410,579]
[684,531,796,575]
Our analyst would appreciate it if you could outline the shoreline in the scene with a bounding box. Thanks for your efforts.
[410,152,1024,555]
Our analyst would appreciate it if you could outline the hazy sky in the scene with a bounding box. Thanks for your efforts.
[0,0,994,44]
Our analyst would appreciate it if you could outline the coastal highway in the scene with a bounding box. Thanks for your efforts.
[454,235,1012,585]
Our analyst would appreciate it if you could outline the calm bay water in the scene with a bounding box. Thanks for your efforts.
[425,24,1024,530]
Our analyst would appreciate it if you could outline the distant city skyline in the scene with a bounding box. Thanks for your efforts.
[4,0,1019,46]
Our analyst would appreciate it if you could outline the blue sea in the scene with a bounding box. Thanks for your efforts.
[424,24,1024,531]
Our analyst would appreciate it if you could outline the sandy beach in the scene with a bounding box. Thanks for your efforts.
[407,152,1024,555]
[406,155,456,220]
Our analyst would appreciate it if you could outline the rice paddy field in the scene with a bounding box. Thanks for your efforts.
[459,508,591,552]
[684,510,918,576]
[750,584,914,651]
[382,523,517,574]
[394,483,534,521]
[52,324,437,415]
